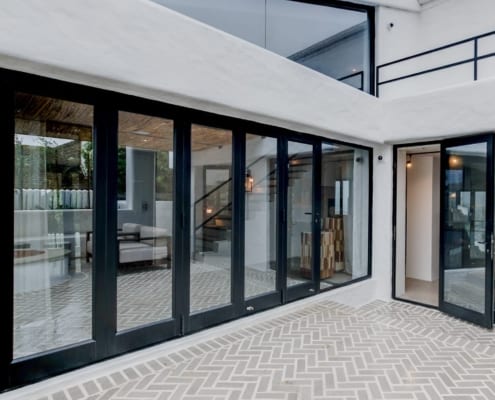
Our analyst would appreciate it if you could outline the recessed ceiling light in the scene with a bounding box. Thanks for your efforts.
[133,130,150,136]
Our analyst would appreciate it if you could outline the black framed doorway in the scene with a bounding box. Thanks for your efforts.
[392,137,494,329]
[440,134,494,328]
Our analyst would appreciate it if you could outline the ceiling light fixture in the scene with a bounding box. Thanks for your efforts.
[406,154,412,168]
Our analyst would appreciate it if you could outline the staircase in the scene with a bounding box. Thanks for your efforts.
[193,153,313,260]
[195,208,232,254]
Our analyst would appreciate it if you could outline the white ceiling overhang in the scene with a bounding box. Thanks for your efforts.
[0,0,494,146]
[0,0,382,145]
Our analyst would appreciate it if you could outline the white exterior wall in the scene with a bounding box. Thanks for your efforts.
[376,0,495,98]
[382,77,495,142]
[370,144,394,301]
[0,0,381,147]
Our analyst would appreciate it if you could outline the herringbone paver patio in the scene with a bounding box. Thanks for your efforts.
[23,299,495,400]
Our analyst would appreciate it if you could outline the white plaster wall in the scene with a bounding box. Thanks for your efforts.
[350,0,420,12]
[378,0,495,63]
[351,149,370,278]
[382,78,495,142]
[156,201,173,234]
[370,144,394,301]
[0,0,381,147]
[376,0,495,98]
[406,155,434,281]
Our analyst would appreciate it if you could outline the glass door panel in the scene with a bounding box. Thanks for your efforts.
[320,143,369,290]
[441,136,493,328]
[190,125,233,314]
[116,111,174,331]
[13,93,94,358]
[244,134,278,300]
[286,141,314,288]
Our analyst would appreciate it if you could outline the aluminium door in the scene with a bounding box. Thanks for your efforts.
[244,133,283,313]
[284,138,319,302]
[440,135,494,328]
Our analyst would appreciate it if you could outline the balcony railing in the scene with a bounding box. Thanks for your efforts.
[376,30,495,97]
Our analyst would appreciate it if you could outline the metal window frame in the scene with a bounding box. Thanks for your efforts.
[2,67,373,391]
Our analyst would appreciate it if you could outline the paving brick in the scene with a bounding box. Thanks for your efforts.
[28,300,495,400]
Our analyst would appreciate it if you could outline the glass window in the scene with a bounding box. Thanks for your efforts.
[154,0,371,92]
[116,111,174,331]
[320,143,369,290]
[14,93,93,358]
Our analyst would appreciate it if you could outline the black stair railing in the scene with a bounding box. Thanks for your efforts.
[192,154,266,256]
[192,152,312,257]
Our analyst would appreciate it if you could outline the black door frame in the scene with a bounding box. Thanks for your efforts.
[391,140,442,308]
[110,96,182,354]
[392,137,494,327]
[283,135,321,302]
[439,134,494,328]
[243,131,283,314]
[186,119,240,333]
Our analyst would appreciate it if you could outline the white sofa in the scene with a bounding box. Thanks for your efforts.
[86,222,171,267]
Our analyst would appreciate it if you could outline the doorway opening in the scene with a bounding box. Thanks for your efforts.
[395,144,440,307]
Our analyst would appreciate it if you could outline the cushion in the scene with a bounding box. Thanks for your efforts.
[140,225,168,246]
[122,223,141,233]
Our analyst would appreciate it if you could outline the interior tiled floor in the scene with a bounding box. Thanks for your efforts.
[7,298,495,400]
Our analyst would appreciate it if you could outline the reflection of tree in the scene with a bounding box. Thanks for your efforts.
[15,135,93,192]
[81,141,92,182]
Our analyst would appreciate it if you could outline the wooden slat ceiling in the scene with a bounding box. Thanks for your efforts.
[15,93,233,152]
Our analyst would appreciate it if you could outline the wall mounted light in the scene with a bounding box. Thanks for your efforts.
[245,170,254,192]
[449,155,462,168]
[406,154,412,168]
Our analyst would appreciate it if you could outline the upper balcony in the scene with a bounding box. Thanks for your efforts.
[377,29,495,99]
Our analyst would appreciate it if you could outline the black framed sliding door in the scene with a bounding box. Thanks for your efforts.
[186,123,239,331]
[111,104,181,353]
[244,133,282,313]
[3,68,373,392]
[283,138,320,302]
[440,134,494,328]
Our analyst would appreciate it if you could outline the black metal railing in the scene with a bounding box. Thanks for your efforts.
[376,30,495,97]
[192,154,268,256]
[193,151,310,243]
